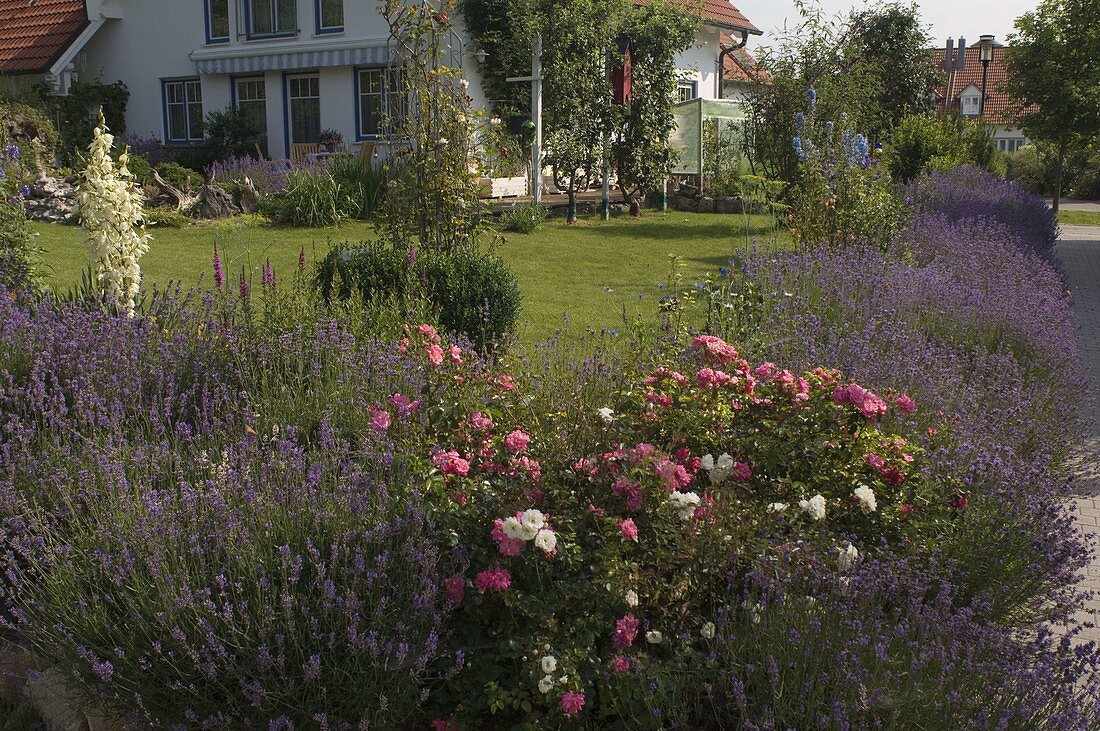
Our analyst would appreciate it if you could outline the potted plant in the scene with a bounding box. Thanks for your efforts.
[319,129,343,153]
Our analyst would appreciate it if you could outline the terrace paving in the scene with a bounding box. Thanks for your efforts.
[1057,223,1100,643]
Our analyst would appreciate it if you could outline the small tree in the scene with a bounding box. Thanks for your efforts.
[539,0,625,223]
[1006,0,1100,213]
[611,1,699,213]
[76,115,150,317]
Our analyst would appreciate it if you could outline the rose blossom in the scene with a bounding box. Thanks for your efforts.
[560,692,585,716]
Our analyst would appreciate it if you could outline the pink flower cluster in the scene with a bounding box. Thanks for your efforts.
[504,429,531,454]
[433,450,470,476]
[693,334,740,365]
[399,323,464,368]
[474,567,511,592]
[443,575,466,604]
[491,517,524,556]
[612,614,640,649]
[833,383,889,420]
[560,692,585,716]
[619,518,638,542]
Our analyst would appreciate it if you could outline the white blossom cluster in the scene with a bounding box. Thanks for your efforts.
[502,509,558,553]
[701,452,735,483]
[77,118,150,317]
[668,491,701,521]
[798,494,827,520]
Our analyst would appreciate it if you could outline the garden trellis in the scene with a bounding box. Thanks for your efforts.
[670,97,748,193]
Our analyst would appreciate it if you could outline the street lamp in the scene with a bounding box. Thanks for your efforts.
[977,34,996,118]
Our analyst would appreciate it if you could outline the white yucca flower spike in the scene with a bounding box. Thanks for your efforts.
[76,114,151,318]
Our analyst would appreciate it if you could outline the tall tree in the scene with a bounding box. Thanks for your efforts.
[1006,0,1100,213]
[849,2,941,139]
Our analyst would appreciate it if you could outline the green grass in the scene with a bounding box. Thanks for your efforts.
[32,212,786,339]
[1056,209,1100,226]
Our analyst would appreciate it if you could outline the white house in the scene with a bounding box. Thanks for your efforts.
[930,41,1029,153]
[0,0,761,161]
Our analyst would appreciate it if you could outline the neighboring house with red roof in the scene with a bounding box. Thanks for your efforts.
[0,0,761,160]
[720,39,765,101]
[930,41,1030,153]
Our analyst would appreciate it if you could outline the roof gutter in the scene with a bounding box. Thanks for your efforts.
[716,29,748,99]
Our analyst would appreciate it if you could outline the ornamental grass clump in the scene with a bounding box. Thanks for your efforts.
[76,115,151,317]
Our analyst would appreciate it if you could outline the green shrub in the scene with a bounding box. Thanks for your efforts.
[317,244,521,350]
[498,202,547,233]
[330,155,388,220]
[154,162,197,191]
[887,114,974,182]
[145,208,189,228]
[125,152,153,184]
[265,169,347,227]
[204,107,262,161]
[0,203,42,290]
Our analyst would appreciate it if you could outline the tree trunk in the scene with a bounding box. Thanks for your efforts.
[1053,137,1067,215]
[567,188,577,224]
[150,169,196,211]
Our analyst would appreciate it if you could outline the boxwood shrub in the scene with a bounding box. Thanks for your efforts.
[317,243,521,350]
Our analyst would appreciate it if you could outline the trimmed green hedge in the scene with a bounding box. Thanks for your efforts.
[317,243,521,350]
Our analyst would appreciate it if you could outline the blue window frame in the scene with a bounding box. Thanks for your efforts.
[204,0,230,43]
[354,67,403,139]
[315,0,343,34]
[678,80,698,103]
[245,0,298,38]
[162,78,204,144]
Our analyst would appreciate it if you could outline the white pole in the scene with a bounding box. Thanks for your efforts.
[531,33,543,206]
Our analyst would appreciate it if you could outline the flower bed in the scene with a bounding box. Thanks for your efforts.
[0,166,1097,728]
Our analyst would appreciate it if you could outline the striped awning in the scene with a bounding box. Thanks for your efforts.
[194,46,390,75]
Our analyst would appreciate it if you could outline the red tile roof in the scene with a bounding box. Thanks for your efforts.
[720,36,765,83]
[636,0,761,35]
[0,0,88,75]
[929,45,1029,126]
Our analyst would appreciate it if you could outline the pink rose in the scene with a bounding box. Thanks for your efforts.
[470,411,494,430]
[619,518,639,542]
[896,394,916,413]
[427,344,444,366]
[417,323,440,342]
[504,430,531,454]
[449,344,463,365]
[443,575,466,604]
[560,692,585,716]
[434,450,470,477]
[475,567,511,592]
[370,410,391,433]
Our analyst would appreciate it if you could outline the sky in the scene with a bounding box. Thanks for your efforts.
[738,0,1039,51]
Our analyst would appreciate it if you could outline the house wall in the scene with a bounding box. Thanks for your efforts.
[675,25,724,100]
[78,1,487,159]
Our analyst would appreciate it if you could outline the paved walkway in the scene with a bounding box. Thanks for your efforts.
[1057,224,1100,642]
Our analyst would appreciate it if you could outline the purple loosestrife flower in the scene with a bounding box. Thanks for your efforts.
[262,259,275,288]
[298,246,307,273]
[212,246,224,289]
[239,269,250,300]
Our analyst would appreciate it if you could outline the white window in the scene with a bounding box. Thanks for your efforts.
[234,77,268,155]
[356,68,403,137]
[206,0,230,42]
[287,74,320,144]
[961,94,980,116]
[163,79,203,143]
[317,0,343,32]
[678,80,698,103]
[248,0,297,36]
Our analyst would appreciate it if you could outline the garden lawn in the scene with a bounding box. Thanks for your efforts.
[1056,209,1100,226]
[31,212,783,339]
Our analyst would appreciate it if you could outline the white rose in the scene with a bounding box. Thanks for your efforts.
[540,655,557,674]
[597,407,615,425]
[538,676,554,694]
[520,509,546,533]
[853,486,877,513]
[625,590,639,607]
[700,454,715,471]
[701,622,716,640]
[533,529,557,553]
[798,494,826,520]
[837,543,859,572]
[766,502,789,514]
[645,630,663,644]
[502,516,525,540]
[668,491,701,521]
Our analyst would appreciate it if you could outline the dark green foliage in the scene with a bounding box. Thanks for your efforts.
[204,107,262,161]
[0,204,42,290]
[317,244,521,349]
[0,102,59,169]
[458,0,539,118]
[56,81,129,164]
[125,152,153,184]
